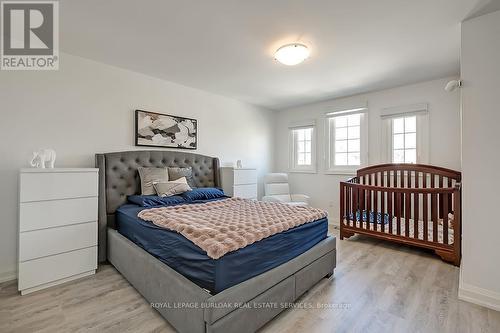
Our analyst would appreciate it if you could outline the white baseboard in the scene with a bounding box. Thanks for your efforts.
[328,217,340,227]
[0,270,17,284]
[459,268,500,311]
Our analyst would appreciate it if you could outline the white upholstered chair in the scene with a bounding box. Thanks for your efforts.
[262,173,310,206]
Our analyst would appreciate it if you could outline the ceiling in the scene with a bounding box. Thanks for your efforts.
[60,0,487,110]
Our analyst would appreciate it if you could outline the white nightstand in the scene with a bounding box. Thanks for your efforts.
[220,167,257,199]
[18,168,99,295]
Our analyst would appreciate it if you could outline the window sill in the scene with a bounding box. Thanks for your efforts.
[324,169,356,176]
[288,169,318,174]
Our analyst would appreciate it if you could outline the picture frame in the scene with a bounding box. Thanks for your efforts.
[135,110,198,150]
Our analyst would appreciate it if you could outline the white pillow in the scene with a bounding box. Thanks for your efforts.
[153,177,192,197]
[137,167,169,195]
[169,176,189,184]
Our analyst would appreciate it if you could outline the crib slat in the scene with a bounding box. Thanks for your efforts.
[414,172,420,239]
[373,187,378,230]
[374,173,379,230]
[359,189,366,228]
[423,193,428,241]
[388,190,393,234]
[447,177,453,214]
[400,171,404,217]
[443,192,449,245]
[431,193,438,242]
[352,188,362,227]
[340,184,345,230]
[439,175,444,219]
[374,188,379,231]
[381,189,386,233]
[366,190,372,229]
[351,186,354,227]
[405,192,410,237]
[414,192,419,239]
[393,170,398,188]
[345,185,351,226]
[396,192,401,235]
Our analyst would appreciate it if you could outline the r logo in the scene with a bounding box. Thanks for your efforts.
[1,1,58,70]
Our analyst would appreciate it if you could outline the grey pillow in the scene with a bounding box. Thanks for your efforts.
[137,167,169,195]
[154,179,192,197]
[168,167,195,188]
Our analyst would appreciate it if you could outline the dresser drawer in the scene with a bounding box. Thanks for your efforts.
[18,246,97,290]
[19,222,97,262]
[233,184,257,199]
[20,171,98,202]
[20,197,98,232]
[233,169,257,185]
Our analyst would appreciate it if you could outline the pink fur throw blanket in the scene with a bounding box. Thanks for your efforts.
[138,198,327,259]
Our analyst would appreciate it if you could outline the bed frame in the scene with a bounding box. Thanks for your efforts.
[340,163,461,265]
[96,150,336,333]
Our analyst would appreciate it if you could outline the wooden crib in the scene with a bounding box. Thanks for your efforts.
[340,164,461,265]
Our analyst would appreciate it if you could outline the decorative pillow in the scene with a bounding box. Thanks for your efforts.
[168,167,196,188]
[128,195,185,207]
[154,177,192,197]
[182,187,226,201]
[137,167,169,195]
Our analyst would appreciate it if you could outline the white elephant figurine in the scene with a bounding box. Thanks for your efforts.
[30,149,57,168]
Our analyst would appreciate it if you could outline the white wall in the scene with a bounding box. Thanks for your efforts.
[459,10,500,310]
[0,53,274,282]
[273,77,461,222]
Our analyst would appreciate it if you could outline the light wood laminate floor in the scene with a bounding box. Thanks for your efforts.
[1,229,499,333]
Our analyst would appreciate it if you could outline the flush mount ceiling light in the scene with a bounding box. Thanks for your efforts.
[274,43,310,66]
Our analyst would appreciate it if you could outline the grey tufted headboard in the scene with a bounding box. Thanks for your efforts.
[95,150,221,262]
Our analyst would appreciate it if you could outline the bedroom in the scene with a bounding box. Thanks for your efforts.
[0,0,499,332]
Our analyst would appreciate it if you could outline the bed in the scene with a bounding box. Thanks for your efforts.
[96,150,336,333]
[340,163,461,265]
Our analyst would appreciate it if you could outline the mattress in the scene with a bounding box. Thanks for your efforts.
[116,203,328,293]
[348,218,454,244]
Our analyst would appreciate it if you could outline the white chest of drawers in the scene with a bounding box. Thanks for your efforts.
[221,167,258,199]
[18,168,99,295]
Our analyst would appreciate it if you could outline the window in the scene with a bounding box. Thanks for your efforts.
[392,116,417,163]
[294,127,313,166]
[381,103,429,164]
[326,109,368,173]
[333,114,361,166]
[289,125,316,172]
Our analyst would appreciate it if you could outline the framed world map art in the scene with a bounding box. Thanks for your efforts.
[135,110,197,149]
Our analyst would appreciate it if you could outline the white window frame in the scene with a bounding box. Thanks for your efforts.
[325,108,368,174]
[381,103,429,164]
[288,122,317,173]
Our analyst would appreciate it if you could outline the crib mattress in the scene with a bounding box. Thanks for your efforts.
[348,218,454,244]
